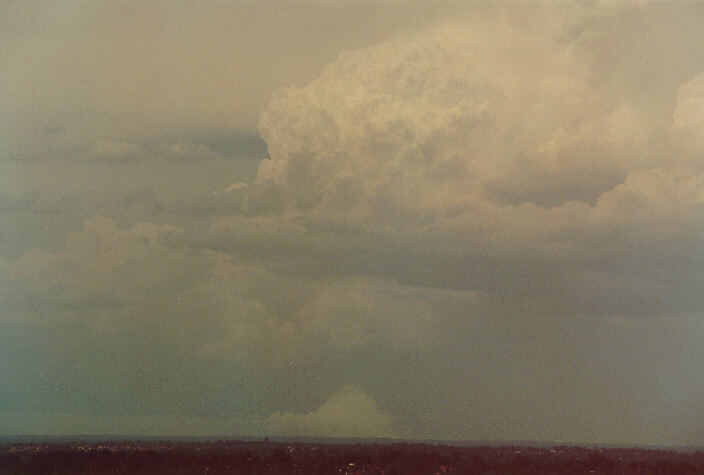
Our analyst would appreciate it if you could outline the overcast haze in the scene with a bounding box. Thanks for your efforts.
[3,1,704,446]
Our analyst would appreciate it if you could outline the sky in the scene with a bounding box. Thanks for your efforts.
[2,0,704,446]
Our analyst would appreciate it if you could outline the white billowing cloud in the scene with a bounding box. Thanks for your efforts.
[254,15,649,223]
[245,15,646,253]
[264,386,397,438]
[195,12,704,321]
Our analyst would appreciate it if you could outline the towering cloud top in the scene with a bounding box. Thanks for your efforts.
[255,13,635,222]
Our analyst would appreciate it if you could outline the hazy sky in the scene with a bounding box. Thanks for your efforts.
[3,1,704,446]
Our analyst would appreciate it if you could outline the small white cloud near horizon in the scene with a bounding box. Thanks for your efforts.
[264,386,397,439]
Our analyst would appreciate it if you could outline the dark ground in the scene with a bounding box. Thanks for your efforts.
[2,438,704,474]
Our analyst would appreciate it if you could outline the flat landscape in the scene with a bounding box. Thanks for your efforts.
[2,438,704,474]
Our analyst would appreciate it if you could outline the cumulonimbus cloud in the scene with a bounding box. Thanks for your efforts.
[200,10,704,321]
